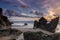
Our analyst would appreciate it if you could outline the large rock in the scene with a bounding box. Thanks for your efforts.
[33,20,38,29]
[33,17,47,30]
[47,17,59,33]
[33,17,59,33]
[23,31,60,40]
[0,28,22,37]
[38,17,47,29]
[34,17,47,29]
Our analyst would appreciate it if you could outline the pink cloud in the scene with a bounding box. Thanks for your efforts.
[17,0,30,8]
[1,0,30,8]
[34,0,60,17]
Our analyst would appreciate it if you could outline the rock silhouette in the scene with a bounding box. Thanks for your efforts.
[47,17,59,33]
[0,8,22,40]
[34,20,38,28]
[33,17,59,33]
[38,17,47,30]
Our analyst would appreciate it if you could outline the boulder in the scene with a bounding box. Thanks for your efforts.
[33,17,59,33]
[23,31,60,40]
[47,17,59,33]
[0,28,22,37]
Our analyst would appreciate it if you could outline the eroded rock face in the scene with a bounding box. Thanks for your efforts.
[39,17,47,30]
[33,17,59,33]
[23,31,60,40]
[33,17,47,29]
[0,29,22,37]
[47,17,59,33]
[34,20,38,29]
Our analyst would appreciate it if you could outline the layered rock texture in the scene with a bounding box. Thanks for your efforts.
[34,17,59,33]
[23,31,60,40]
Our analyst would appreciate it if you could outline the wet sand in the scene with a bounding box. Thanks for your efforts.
[12,28,54,35]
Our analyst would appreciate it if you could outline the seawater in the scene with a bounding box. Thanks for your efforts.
[11,21,34,28]
[11,21,60,33]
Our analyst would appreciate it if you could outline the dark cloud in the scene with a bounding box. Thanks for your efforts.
[1,0,60,17]
[0,0,29,8]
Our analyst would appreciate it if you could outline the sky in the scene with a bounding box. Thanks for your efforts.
[0,0,46,13]
[0,0,60,17]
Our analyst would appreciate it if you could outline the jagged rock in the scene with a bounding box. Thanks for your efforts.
[33,20,38,28]
[0,28,22,37]
[23,31,60,40]
[39,17,47,24]
[24,23,28,26]
[9,29,22,36]
[47,17,59,33]
[33,17,48,30]
[34,17,47,29]
[38,17,47,28]
[33,17,59,33]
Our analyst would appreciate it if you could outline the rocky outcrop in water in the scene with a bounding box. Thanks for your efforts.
[47,17,59,33]
[33,17,59,33]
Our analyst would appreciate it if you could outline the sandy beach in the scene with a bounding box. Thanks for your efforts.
[0,28,54,40]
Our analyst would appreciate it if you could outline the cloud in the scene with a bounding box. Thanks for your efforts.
[0,0,29,8]
[30,10,43,18]
[21,13,27,16]
[35,0,60,16]
[17,0,30,8]
[1,0,60,17]
[21,13,38,17]
[17,0,27,6]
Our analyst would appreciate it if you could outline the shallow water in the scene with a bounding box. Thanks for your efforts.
[11,21,60,40]
[10,20,60,33]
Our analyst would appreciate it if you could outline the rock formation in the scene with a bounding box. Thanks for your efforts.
[38,17,47,30]
[23,31,60,40]
[0,29,22,37]
[0,29,22,40]
[34,20,38,29]
[33,17,59,33]
[47,17,59,33]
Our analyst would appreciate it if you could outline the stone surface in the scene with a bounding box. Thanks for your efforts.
[33,17,59,33]
[47,17,59,33]
[23,31,60,40]
[34,20,38,28]
[33,17,47,29]
[0,28,22,37]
